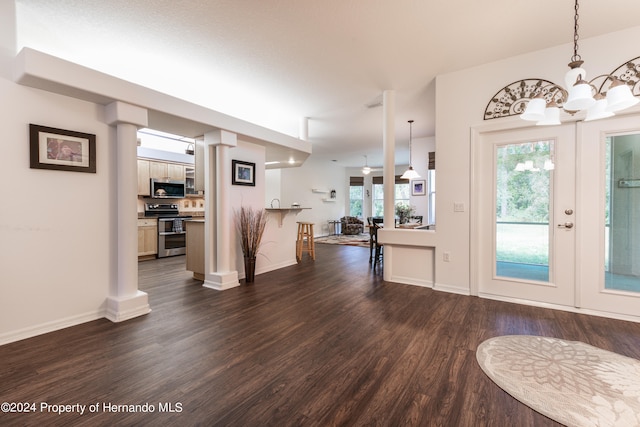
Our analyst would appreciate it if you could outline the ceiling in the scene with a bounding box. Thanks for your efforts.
[14,0,640,168]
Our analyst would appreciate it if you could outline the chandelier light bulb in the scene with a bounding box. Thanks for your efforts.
[563,79,596,111]
[605,78,640,112]
[520,97,547,121]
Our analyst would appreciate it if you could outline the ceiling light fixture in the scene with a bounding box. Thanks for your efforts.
[520,0,638,125]
[401,120,420,180]
[362,155,371,175]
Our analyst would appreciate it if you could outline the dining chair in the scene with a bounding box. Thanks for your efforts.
[371,222,383,270]
[368,217,384,263]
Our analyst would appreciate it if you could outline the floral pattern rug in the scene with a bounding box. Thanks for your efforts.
[314,233,370,248]
[476,335,640,426]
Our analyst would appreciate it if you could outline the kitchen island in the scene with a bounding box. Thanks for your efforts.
[185,219,205,280]
[185,207,308,283]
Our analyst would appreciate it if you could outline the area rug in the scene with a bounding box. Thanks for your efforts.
[476,335,640,426]
[314,233,370,248]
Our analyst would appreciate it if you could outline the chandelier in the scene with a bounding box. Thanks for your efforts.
[401,120,420,180]
[520,0,638,125]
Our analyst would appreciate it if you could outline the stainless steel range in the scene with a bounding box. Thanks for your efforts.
[144,203,192,258]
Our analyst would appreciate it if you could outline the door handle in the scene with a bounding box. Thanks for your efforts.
[557,222,574,229]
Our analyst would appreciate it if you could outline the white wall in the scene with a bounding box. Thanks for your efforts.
[0,71,115,343]
[435,25,640,294]
[409,136,434,219]
[265,169,281,208]
[229,141,299,277]
[279,157,346,236]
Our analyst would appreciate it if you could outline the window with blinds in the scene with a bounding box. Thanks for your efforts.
[349,176,364,217]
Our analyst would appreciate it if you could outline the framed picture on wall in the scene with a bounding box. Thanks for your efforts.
[232,159,255,186]
[29,124,96,173]
[411,179,426,196]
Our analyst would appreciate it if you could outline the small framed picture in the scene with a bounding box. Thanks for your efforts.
[30,124,96,173]
[411,179,426,196]
[232,159,255,186]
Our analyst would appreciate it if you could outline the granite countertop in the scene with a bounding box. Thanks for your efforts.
[138,212,205,218]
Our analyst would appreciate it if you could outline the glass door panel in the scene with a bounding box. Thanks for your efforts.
[605,134,640,293]
[495,141,553,282]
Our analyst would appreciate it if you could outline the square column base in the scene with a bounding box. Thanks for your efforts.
[105,290,151,322]
[203,271,240,290]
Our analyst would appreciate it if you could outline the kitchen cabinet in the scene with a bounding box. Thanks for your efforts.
[167,163,184,180]
[150,161,184,181]
[137,159,151,196]
[138,218,158,260]
[149,161,167,180]
[137,159,186,196]
[185,166,196,195]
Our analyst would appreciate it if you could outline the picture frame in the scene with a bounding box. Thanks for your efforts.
[232,159,256,186]
[411,179,426,196]
[29,124,96,173]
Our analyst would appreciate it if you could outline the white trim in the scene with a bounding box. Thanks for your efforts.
[478,292,640,324]
[433,282,472,296]
[0,310,105,346]
[388,274,433,288]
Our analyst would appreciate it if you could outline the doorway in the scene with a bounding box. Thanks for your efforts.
[474,116,640,320]
[578,115,640,318]
[474,124,576,307]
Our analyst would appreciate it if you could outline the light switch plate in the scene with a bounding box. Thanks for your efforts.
[454,202,465,212]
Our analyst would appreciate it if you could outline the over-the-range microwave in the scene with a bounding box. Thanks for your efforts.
[150,178,186,199]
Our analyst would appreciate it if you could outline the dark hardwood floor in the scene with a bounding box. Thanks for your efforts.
[2,243,640,426]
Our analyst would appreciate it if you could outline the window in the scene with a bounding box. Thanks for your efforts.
[349,176,364,217]
[372,176,410,217]
[428,152,436,225]
[372,177,384,216]
[428,169,436,224]
[395,179,410,207]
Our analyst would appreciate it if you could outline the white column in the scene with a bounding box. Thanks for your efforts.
[0,1,16,80]
[203,129,240,290]
[104,101,151,321]
[382,90,396,229]
[299,117,309,141]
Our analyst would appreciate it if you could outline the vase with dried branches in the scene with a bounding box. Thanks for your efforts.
[235,206,267,283]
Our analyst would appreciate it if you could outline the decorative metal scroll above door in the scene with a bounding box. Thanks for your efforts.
[484,56,639,121]
[596,56,640,96]
[484,79,562,120]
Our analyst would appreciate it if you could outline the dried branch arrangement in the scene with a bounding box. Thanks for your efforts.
[235,206,267,259]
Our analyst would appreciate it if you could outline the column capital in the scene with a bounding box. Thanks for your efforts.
[105,101,148,127]
[205,129,237,147]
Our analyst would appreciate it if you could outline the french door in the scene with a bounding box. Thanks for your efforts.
[578,115,640,318]
[475,125,576,307]
[475,116,640,320]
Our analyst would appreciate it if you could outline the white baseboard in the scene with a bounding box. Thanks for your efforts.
[478,293,640,324]
[388,274,433,288]
[433,282,472,296]
[0,309,105,346]
[239,259,298,279]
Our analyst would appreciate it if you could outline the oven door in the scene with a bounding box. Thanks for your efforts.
[157,218,188,257]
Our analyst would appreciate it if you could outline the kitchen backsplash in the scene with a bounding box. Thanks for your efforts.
[179,198,205,216]
[137,197,205,216]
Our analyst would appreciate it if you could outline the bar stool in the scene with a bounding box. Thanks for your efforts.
[296,222,315,261]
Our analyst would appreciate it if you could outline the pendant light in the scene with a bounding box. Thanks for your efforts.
[401,120,420,180]
[362,155,371,175]
[520,0,638,125]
